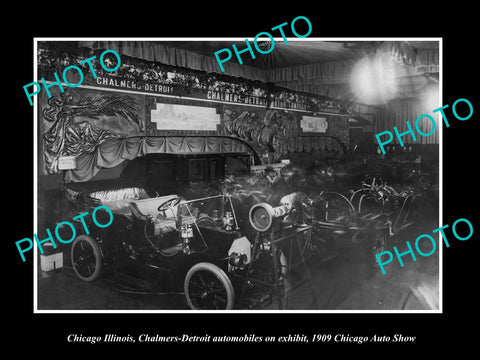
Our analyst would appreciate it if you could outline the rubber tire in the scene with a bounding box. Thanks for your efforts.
[71,235,102,282]
[184,262,234,310]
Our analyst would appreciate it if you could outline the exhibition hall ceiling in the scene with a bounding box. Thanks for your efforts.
[164,40,439,69]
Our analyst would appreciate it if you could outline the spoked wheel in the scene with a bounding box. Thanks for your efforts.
[314,192,356,224]
[71,235,102,282]
[184,262,234,310]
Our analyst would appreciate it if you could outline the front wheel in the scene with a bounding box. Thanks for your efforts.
[71,235,102,282]
[184,262,234,310]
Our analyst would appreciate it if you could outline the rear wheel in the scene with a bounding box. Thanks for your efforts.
[184,262,234,310]
[71,235,102,282]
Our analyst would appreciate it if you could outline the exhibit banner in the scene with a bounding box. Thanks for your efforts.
[37,46,348,115]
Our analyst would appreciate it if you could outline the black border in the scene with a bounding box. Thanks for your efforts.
[7,5,478,352]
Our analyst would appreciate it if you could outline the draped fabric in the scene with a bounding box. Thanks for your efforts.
[285,136,344,155]
[78,41,438,103]
[266,49,438,83]
[64,136,253,182]
[266,60,353,85]
[415,49,439,68]
[267,60,353,99]
[79,41,267,82]
[265,49,439,99]
[376,99,439,145]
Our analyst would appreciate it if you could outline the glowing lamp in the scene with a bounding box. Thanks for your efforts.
[350,54,398,105]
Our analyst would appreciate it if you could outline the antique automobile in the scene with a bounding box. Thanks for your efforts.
[307,175,428,263]
[246,188,396,266]
[61,179,286,310]
[211,169,390,267]
[350,176,420,231]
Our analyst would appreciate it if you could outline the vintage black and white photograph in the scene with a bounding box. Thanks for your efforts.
[34,38,441,312]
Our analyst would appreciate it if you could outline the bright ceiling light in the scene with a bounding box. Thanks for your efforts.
[350,53,398,105]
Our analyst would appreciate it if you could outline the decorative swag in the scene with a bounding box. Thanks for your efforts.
[38,45,350,115]
[63,135,344,183]
[40,88,348,182]
[38,43,351,183]
[63,136,252,182]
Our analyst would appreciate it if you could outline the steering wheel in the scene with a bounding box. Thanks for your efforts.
[362,177,384,191]
[157,197,182,212]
